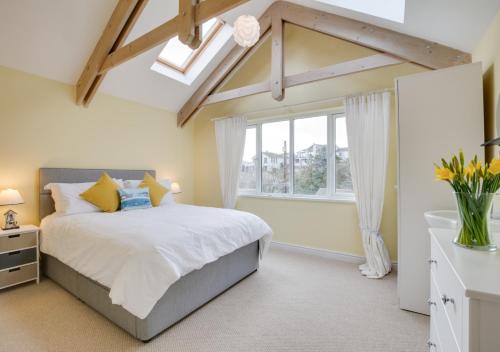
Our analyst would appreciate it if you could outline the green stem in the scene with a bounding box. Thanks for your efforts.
[455,192,494,248]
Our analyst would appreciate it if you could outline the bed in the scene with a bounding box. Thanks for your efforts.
[38,168,272,341]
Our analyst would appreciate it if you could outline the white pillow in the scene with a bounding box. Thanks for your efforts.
[43,179,124,191]
[124,179,175,206]
[159,180,175,206]
[46,182,100,215]
[44,179,124,215]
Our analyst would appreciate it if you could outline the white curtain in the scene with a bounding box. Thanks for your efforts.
[215,116,247,209]
[346,92,392,279]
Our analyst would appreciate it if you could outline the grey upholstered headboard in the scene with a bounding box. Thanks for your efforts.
[39,168,155,221]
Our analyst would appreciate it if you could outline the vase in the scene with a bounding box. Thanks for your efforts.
[454,192,496,251]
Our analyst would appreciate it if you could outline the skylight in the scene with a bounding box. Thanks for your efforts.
[157,18,223,73]
[315,0,405,23]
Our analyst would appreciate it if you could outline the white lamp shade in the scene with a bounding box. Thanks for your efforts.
[233,15,260,47]
[170,182,182,194]
[0,189,24,206]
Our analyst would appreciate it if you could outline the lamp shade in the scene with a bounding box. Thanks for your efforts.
[233,15,260,47]
[170,182,182,194]
[0,189,24,206]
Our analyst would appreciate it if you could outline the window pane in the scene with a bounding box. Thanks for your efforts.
[261,121,290,193]
[239,127,257,191]
[159,38,194,67]
[201,18,218,37]
[293,116,327,195]
[158,18,219,69]
[335,116,353,192]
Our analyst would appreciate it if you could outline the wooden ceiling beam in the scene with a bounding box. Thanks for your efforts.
[279,1,471,70]
[76,0,140,105]
[82,0,149,107]
[98,0,249,74]
[179,0,201,49]
[209,30,272,99]
[190,23,202,50]
[271,16,284,101]
[78,0,248,106]
[284,53,404,86]
[178,1,472,126]
[203,81,271,106]
[179,0,196,45]
[202,54,405,106]
[100,17,179,75]
[177,5,275,126]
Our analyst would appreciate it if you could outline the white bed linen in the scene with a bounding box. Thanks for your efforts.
[40,204,272,319]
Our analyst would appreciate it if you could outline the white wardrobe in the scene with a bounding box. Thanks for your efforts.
[396,62,484,315]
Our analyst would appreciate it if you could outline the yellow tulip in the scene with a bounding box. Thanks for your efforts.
[435,167,455,181]
[488,159,500,176]
[464,163,475,177]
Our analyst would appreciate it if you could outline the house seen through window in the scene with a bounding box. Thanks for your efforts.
[239,113,353,200]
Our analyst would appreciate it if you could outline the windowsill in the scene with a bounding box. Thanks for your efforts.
[238,192,356,204]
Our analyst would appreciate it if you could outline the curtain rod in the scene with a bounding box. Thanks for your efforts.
[210,87,395,122]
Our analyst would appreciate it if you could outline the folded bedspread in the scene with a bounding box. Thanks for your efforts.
[40,204,272,319]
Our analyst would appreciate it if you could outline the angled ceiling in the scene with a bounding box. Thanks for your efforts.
[0,0,498,113]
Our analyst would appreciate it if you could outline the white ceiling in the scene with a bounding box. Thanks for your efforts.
[0,0,498,113]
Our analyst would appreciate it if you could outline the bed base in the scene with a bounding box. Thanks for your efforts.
[42,241,259,341]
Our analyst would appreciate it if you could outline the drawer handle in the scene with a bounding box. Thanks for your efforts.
[428,258,437,265]
[441,294,455,305]
[8,267,20,273]
[427,299,437,307]
[7,251,21,256]
[8,234,20,239]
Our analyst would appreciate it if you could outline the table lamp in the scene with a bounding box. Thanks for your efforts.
[0,189,24,230]
[170,182,182,194]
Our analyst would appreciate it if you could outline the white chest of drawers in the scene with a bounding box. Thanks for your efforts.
[428,228,500,352]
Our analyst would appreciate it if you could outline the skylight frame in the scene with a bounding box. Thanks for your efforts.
[157,18,224,74]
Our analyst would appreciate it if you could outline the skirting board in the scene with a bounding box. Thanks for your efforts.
[270,241,398,271]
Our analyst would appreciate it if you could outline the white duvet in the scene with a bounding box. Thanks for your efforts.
[40,204,272,319]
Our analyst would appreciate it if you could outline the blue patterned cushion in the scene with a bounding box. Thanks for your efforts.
[118,188,152,211]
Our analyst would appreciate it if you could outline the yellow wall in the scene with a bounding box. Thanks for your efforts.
[193,24,427,259]
[0,66,194,225]
[1,14,494,261]
[473,11,500,160]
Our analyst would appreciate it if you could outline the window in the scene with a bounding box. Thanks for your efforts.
[239,126,257,192]
[240,113,353,201]
[261,120,290,194]
[335,116,353,192]
[157,18,224,73]
[294,115,327,195]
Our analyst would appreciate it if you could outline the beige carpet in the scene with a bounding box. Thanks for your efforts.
[0,247,428,352]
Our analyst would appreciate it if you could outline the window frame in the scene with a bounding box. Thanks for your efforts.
[156,19,224,74]
[239,111,355,202]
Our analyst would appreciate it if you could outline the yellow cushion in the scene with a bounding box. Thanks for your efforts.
[80,172,120,212]
[139,172,167,207]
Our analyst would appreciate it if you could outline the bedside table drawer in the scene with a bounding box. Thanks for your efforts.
[0,231,37,252]
[0,263,37,289]
[0,248,37,270]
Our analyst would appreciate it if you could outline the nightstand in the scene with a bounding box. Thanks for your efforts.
[0,225,40,290]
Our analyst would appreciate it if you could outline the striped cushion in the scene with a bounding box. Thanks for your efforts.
[118,188,152,211]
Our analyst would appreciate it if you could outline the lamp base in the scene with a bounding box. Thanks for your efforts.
[2,225,20,231]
